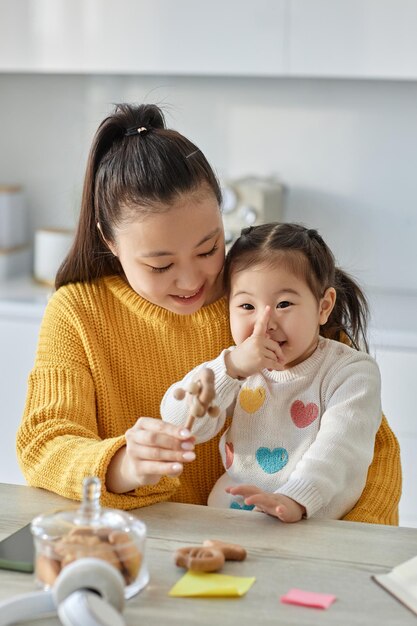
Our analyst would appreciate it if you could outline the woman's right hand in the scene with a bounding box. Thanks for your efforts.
[106,417,195,493]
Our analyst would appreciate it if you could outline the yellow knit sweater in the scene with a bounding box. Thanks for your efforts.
[16,276,401,523]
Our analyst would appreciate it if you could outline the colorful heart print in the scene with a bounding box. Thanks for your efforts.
[290,400,319,428]
[256,447,288,474]
[225,442,234,469]
[230,501,255,511]
[238,387,266,414]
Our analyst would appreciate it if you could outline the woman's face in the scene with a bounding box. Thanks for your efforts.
[109,187,225,315]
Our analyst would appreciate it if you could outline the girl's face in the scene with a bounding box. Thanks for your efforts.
[109,187,225,315]
[229,261,336,370]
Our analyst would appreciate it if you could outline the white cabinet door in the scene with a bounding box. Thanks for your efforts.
[0,0,287,76]
[374,347,417,527]
[0,317,40,485]
[288,0,417,79]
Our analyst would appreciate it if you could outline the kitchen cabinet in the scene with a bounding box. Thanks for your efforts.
[0,316,39,484]
[373,347,417,528]
[368,289,417,527]
[0,281,48,485]
[1,0,417,80]
[0,0,286,76]
[288,0,417,79]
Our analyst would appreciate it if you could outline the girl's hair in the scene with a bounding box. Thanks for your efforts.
[56,103,222,289]
[224,222,369,352]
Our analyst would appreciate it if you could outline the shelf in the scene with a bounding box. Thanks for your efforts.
[0,276,51,320]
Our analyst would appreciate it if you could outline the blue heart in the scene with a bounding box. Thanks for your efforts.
[230,501,255,511]
[256,447,288,474]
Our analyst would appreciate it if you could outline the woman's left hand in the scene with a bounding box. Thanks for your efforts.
[226,484,305,523]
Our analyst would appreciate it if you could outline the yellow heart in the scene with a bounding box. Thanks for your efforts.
[238,387,266,414]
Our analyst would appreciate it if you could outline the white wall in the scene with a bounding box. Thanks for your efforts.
[1,72,417,293]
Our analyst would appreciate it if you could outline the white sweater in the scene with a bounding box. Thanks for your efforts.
[161,337,382,519]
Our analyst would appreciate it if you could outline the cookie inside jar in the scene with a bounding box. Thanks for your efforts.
[31,477,149,599]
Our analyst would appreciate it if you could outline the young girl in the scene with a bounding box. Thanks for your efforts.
[161,223,382,522]
[16,103,400,524]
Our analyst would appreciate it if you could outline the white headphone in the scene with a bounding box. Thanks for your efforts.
[0,558,126,626]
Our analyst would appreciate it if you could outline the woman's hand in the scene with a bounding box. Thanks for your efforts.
[106,417,195,493]
[225,306,283,379]
[226,484,305,523]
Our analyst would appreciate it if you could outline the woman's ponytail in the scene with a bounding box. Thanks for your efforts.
[55,103,221,289]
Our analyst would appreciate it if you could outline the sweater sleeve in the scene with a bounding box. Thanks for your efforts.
[16,295,180,510]
[276,354,382,519]
[161,350,240,443]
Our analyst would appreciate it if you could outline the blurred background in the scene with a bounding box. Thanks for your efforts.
[0,0,416,525]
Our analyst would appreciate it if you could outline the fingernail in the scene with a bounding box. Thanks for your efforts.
[181,441,194,450]
[171,463,182,473]
[182,451,196,461]
[180,429,191,438]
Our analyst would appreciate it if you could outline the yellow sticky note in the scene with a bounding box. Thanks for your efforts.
[168,571,256,597]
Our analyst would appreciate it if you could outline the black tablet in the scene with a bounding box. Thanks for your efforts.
[0,523,34,573]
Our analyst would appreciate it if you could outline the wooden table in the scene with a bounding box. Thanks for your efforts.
[0,483,416,625]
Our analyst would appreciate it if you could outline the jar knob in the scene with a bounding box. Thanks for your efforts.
[79,476,101,522]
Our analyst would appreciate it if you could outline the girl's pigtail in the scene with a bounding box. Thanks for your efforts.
[322,268,369,352]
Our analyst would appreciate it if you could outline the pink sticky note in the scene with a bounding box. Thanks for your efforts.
[280,588,336,609]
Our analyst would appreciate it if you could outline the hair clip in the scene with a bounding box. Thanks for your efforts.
[185,149,199,160]
[125,126,148,137]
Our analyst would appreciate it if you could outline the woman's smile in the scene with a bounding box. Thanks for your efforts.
[110,187,225,314]
[171,284,205,305]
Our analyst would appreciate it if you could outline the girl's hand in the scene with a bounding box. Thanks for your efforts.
[225,306,283,379]
[226,484,305,523]
[106,417,195,493]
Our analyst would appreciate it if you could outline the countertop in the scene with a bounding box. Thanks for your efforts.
[1,483,417,625]
[0,276,51,320]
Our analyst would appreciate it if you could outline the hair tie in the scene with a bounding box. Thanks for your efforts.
[125,126,148,137]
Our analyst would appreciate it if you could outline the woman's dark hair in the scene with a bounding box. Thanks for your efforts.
[224,222,369,352]
[56,103,222,288]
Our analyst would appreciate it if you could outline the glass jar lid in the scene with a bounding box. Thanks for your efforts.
[31,476,146,541]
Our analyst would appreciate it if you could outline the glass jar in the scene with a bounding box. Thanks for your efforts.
[31,477,149,599]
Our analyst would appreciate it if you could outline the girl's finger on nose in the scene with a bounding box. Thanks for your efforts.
[252,305,271,337]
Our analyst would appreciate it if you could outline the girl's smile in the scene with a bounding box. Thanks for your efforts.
[229,261,335,370]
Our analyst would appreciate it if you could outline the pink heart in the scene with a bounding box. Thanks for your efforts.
[290,400,319,428]
[225,442,234,469]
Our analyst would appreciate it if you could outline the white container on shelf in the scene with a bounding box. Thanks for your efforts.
[0,186,27,249]
[0,245,31,280]
[33,228,75,286]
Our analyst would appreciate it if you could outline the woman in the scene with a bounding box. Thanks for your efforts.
[16,103,401,523]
